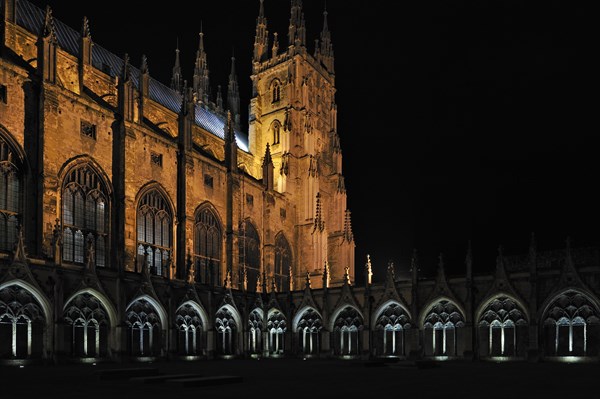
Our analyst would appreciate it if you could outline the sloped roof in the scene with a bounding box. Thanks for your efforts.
[15,0,249,152]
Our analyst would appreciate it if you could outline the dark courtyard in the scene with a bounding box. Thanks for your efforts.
[2,357,598,398]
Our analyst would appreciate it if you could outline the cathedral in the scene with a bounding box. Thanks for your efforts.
[1,0,599,364]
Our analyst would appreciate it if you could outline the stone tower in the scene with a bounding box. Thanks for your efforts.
[248,0,354,287]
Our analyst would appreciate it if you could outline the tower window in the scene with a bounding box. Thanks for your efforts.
[246,193,254,206]
[150,152,163,167]
[272,122,281,145]
[272,81,281,103]
[204,174,214,188]
[80,121,96,140]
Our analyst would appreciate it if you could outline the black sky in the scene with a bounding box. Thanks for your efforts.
[27,0,597,283]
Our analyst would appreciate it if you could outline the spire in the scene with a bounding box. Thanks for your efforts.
[365,254,373,285]
[120,53,131,81]
[81,15,91,39]
[78,15,93,90]
[38,5,57,82]
[322,260,330,288]
[139,55,150,101]
[288,0,306,48]
[12,224,27,265]
[386,260,395,283]
[186,249,195,284]
[253,0,269,63]
[272,32,279,58]
[170,39,183,93]
[118,53,134,122]
[193,29,211,104]
[140,54,149,75]
[262,143,274,190]
[224,110,238,172]
[227,55,240,128]
[40,5,57,43]
[216,85,223,112]
[343,264,351,286]
[318,5,334,72]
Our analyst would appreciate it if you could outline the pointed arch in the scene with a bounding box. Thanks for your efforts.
[293,306,322,356]
[270,120,282,145]
[247,308,264,355]
[238,218,261,291]
[372,299,412,327]
[331,305,363,356]
[267,308,287,355]
[419,296,466,329]
[274,231,292,292]
[215,304,241,356]
[0,127,27,252]
[59,156,112,267]
[293,306,323,333]
[175,300,209,356]
[125,295,167,357]
[476,294,529,358]
[62,289,116,358]
[420,297,466,357]
[540,289,600,357]
[63,288,117,328]
[135,182,175,277]
[270,78,282,103]
[372,300,412,357]
[0,280,52,359]
[193,202,224,286]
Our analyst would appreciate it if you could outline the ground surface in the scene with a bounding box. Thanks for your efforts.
[2,357,597,398]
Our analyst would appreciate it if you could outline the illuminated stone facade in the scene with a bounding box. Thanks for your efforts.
[1,0,599,364]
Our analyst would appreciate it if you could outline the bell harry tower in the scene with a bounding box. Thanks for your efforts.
[248,0,354,287]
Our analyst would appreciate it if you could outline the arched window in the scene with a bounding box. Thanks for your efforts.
[248,309,263,355]
[297,308,322,356]
[423,300,465,357]
[274,233,292,292]
[272,121,281,145]
[267,310,286,355]
[62,164,110,267]
[238,220,260,291]
[0,135,22,251]
[125,299,162,357]
[194,207,222,286]
[374,303,411,357]
[64,293,109,358]
[175,303,204,356]
[333,306,363,356]
[216,307,237,356]
[136,188,172,276]
[478,297,528,357]
[542,291,600,357]
[272,80,281,103]
[0,285,46,359]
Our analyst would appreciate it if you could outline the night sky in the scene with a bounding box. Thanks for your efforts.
[27,0,597,283]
